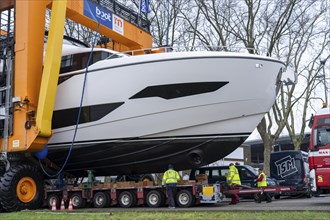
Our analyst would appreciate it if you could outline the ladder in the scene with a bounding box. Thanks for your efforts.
[0,8,15,161]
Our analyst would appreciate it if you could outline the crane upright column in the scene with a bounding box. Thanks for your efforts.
[0,1,50,153]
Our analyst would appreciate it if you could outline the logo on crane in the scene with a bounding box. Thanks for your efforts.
[96,6,111,22]
[84,0,124,35]
[113,14,124,35]
[84,0,113,29]
[275,155,298,178]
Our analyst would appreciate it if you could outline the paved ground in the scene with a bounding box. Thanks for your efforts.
[1,194,329,213]
[72,194,330,212]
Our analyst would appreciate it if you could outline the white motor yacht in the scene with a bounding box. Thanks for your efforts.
[46,42,285,176]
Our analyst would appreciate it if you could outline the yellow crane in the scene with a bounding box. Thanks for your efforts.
[0,0,151,211]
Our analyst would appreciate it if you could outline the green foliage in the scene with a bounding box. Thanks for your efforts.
[2,210,330,220]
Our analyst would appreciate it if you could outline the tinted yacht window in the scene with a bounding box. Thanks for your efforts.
[52,102,124,129]
[60,51,111,74]
[130,82,229,100]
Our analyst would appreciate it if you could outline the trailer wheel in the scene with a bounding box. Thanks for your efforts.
[118,191,134,208]
[274,194,281,199]
[305,190,312,198]
[176,190,193,208]
[47,194,61,209]
[0,163,44,212]
[304,185,312,198]
[131,191,137,207]
[146,190,164,208]
[71,193,86,209]
[93,192,110,208]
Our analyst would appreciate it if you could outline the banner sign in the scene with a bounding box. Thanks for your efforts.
[139,0,150,14]
[113,14,124,35]
[84,0,124,35]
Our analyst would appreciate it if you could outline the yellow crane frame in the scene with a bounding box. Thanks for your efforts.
[0,0,152,153]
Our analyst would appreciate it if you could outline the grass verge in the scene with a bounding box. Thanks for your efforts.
[1,210,330,220]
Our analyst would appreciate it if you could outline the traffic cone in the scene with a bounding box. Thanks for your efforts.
[68,198,73,212]
[60,199,65,211]
[51,199,56,211]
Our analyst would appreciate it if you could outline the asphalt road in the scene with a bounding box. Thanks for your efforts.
[72,195,330,212]
[1,194,329,213]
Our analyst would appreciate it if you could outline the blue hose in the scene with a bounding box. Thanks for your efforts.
[40,23,101,177]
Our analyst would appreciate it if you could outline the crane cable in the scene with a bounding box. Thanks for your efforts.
[40,23,101,177]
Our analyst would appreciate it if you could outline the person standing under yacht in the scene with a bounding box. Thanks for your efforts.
[162,164,181,209]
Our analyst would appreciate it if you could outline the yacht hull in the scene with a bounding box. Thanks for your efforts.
[47,51,284,176]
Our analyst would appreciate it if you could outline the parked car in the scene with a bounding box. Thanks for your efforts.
[189,164,278,198]
[270,150,312,198]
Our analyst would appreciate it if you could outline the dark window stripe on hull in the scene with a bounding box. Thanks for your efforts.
[52,102,124,129]
[130,82,229,100]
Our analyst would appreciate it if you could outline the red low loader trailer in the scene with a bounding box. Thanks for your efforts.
[44,171,224,209]
[223,185,296,197]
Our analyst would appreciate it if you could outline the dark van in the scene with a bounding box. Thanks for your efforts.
[190,164,277,188]
[270,150,312,198]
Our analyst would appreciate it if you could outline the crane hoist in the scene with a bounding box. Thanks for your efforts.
[0,0,151,212]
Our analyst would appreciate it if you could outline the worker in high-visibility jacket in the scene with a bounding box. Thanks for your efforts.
[162,164,181,209]
[226,163,241,205]
[255,168,272,203]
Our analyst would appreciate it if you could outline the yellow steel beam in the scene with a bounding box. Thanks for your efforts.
[0,0,14,11]
[1,0,152,153]
[0,30,8,36]
[0,1,49,152]
[63,0,152,50]
[36,0,67,137]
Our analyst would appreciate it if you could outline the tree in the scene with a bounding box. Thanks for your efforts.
[174,0,329,174]
[257,1,329,173]
[285,39,329,150]
[148,0,190,47]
